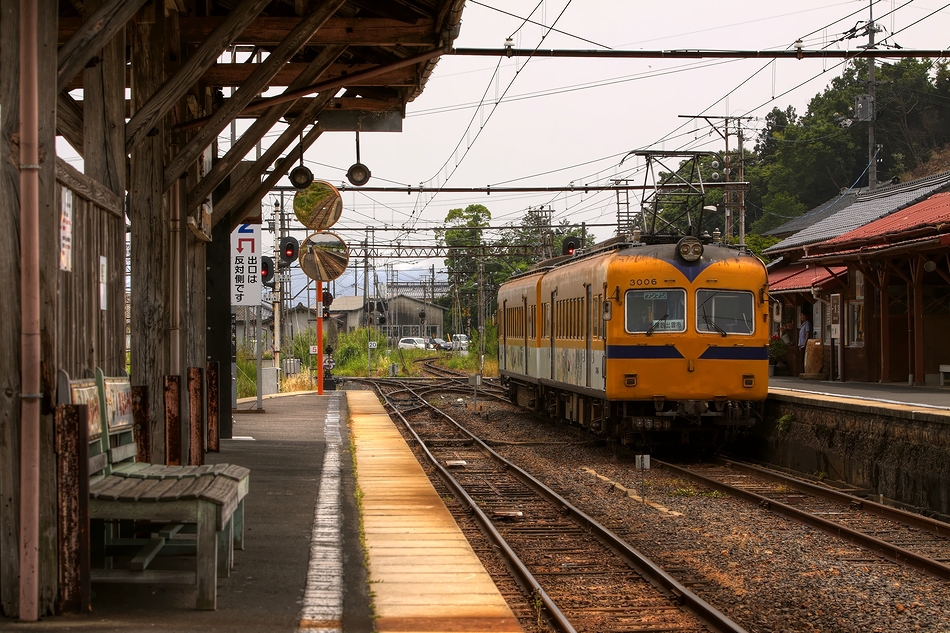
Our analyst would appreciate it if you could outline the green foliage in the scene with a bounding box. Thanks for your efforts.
[776,414,794,433]
[235,347,258,398]
[332,327,393,376]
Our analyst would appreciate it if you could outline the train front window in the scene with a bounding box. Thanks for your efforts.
[625,289,686,334]
[696,290,754,335]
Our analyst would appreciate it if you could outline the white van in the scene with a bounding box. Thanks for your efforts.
[450,334,470,351]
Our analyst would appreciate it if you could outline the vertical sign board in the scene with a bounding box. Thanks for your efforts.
[231,223,261,306]
[59,187,73,271]
[830,294,841,340]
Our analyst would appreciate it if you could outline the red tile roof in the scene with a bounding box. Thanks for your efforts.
[821,191,950,247]
[769,265,847,294]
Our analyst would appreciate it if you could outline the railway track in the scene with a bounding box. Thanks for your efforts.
[372,379,747,633]
[662,458,950,581]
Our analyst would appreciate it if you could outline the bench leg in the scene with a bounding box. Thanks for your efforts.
[233,499,245,551]
[217,518,233,577]
[196,501,218,610]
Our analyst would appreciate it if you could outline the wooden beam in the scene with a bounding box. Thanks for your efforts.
[911,257,925,384]
[164,0,347,190]
[124,0,271,153]
[187,44,346,214]
[57,0,148,92]
[201,61,415,87]
[177,16,436,46]
[878,268,890,382]
[65,61,417,90]
[211,91,333,228]
[55,158,123,218]
[229,124,324,231]
[82,0,126,197]
[178,48,439,130]
[57,92,85,155]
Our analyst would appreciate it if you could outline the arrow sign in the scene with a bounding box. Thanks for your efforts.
[231,223,261,306]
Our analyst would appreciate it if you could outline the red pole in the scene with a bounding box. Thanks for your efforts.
[317,281,324,394]
[19,0,41,620]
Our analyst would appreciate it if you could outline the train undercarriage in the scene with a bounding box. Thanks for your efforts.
[503,376,764,450]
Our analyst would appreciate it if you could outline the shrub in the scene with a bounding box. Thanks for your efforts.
[768,334,788,362]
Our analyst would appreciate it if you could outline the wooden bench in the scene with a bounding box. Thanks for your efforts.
[60,368,250,610]
[940,364,950,387]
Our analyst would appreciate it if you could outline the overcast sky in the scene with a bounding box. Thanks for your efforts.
[62,0,950,297]
[309,0,950,294]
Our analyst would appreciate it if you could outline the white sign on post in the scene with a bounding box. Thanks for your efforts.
[59,187,73,272]
[231,223,261,306]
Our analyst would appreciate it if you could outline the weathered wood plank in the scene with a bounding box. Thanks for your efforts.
[57,0,148,92]
[206,361,219,452]
[56,92,85,156]
[212,92,331,227]
[55,158,123,218]
[228,123,324,230]
[131,386,149,463]
[128,536,165,571]
[186,43,346,212]
[165,0,347,189]
[125,0,271,153]
[201,61,414,87]
[55,405,86,613]
[178,16,436,46]
[80,0,127,198]
[164,375,181,465]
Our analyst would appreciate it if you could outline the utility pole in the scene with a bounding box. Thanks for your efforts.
[678,115,752,244]
[867,1,879,191]
[477,252,485,369]
[273,194,283,375]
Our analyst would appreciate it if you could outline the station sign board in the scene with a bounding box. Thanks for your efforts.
[231,223,261,306]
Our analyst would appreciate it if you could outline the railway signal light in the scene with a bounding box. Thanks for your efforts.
[418,310,426,324]
[377,315,386,325]
[322,290,333,307]
[562,236,579,256]
[261,256,275,287]
[279,236,299,266]
[322,304,330,319]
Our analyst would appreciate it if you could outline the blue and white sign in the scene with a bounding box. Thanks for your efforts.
[231,223,261,306]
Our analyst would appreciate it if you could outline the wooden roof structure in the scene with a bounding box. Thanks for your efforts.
[1,0,465,619]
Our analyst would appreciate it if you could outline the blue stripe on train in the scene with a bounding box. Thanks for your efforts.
[607,345,684,359]
[699,346,769,360]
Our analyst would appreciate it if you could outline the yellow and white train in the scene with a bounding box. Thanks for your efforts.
[497,235,770,447]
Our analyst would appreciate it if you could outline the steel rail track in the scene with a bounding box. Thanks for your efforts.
[373,380,748,633]
[659,459,950,582]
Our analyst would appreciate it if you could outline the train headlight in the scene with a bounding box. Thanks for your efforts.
[677,236,704,263]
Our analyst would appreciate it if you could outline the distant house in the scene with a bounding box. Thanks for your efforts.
[763,172,950,383]
[329,294,447,343]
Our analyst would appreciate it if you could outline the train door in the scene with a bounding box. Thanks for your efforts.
[585,285,592,388]
[501,299,507,370]
[549,290,557,380]
[523,296,529,375]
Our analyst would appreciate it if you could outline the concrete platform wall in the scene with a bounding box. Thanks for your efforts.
[738,394,950,517]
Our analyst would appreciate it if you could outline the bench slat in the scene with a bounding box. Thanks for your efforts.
[88,452,109,476]
[112,462,150,477]
[176,476,216,501]
[95,476,149,502]
[89,474,126,497]
[139,477,188,502]
[109,442,138,464]
[117,478,164,502]
[221,464,250,482]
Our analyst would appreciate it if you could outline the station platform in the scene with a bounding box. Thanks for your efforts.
[2,389,520,633]
[769,375,950,419]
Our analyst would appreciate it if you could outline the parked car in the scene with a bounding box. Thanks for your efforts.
[429,337,451,351]
[450,334,470,351]
[397,337,427,350]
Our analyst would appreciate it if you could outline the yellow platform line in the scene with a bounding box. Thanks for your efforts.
[346,391,523,633]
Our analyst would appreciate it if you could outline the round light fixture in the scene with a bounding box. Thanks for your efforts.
[923,260,937,272]
[289,165,314,190]
[346,162,371,187]
[677,236,704,263]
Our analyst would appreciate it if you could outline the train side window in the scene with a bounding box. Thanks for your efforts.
[696,289,755,335]
[625,289,686,333]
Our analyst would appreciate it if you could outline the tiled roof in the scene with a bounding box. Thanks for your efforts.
[764,172,950,254]
[769,265,847,294]
[821,191,950,246]
[763,191,858,238]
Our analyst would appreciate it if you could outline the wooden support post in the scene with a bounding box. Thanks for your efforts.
[207,214,234,439]
[55,404,90,614]
[207,361,220,452]
[130,3,170,464]
[164,375,182,466]
[188,367,204,466]
[131,386,150,463]
[878,269,889,382]
[912,258,925,385]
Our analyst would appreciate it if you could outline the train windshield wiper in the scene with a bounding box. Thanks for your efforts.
[646,314,668,337]
[702,308,727,337]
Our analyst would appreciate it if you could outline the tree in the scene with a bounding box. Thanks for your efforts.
[438,204,491,334]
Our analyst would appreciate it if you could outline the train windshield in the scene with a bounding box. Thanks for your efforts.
[696,290,755,335]
[625,289,686,334]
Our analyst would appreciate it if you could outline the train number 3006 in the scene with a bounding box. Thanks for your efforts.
[629,278,658,286]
